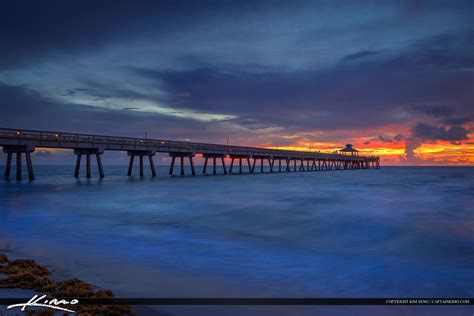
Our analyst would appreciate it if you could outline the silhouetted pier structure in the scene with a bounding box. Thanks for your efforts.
[0,128,380,180]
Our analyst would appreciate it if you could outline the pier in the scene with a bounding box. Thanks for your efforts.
[0,128,380,180]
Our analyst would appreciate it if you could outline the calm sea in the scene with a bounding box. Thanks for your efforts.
[0,166,473,315]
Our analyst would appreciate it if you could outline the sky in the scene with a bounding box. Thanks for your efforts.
[1,0,473,165]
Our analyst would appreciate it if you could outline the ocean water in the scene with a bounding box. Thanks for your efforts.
[0,166,473,315]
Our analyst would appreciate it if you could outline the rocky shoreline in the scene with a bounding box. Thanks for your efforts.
[0,253,135,315]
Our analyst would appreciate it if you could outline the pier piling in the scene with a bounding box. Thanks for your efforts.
[74,148,104,179]
[149,155,157,177]
[127,155,135,176]
[16,150,21,181]
[4,152,12,179]
[25,151,34,180]
[169,152,195,176]
[3,145,35,181]
[97,154,105,178]
[189,157,196,175]
[127,150,156,177]
[202,153,229,175]
[139,155,144,177]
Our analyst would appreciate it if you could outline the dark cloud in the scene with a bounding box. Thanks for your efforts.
[440,115,474,125]
[394,134,404,142]
[385,32,474,71]
[412,123,469,141]
[0,1,131,68]
[0,0,252,69]
[412,33,474,70]
[401,121,469,163]
[378,134,393,143]
[133,61,428,131]
[378,133,404,143]
[341,50,378,61]
[400,137,423,163]
[406,103,474,131]
[406,104,454,118]
[132,31,474,131]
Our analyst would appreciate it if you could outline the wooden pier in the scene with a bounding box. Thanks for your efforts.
[0,128,380,180]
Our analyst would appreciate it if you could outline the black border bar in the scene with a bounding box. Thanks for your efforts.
[0,298,472,306]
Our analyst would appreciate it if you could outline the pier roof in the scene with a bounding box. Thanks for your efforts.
[339,144,359,153]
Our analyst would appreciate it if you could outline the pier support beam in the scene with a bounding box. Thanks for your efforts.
[16,151,21,180]
[229,156,248,175]
[126,149,156,177]
[26,151,34,179]
[97,154,105,178]
[229,158,234,173]
[127,155,134,176]
[169,157,176,175]
[321,160,327,171]
[251,155,272,173]
[74,148,105,179]
[3,145,35,181]
[139,155,144,177]
[286,159,291,172]
[75,154,82,177]
[202,157,208,174]
[221,157,227,175]
[189,156,196,175]
[288,158,305,172]
[4,152,12,179]
[149,155,157,176]
[299,159,305,172]
[202,153,227,175]
[167,152,197,176]
[86,153,91,178]
[251,158,256,173]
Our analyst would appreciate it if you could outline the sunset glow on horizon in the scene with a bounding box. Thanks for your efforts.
[271,140,474,166]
